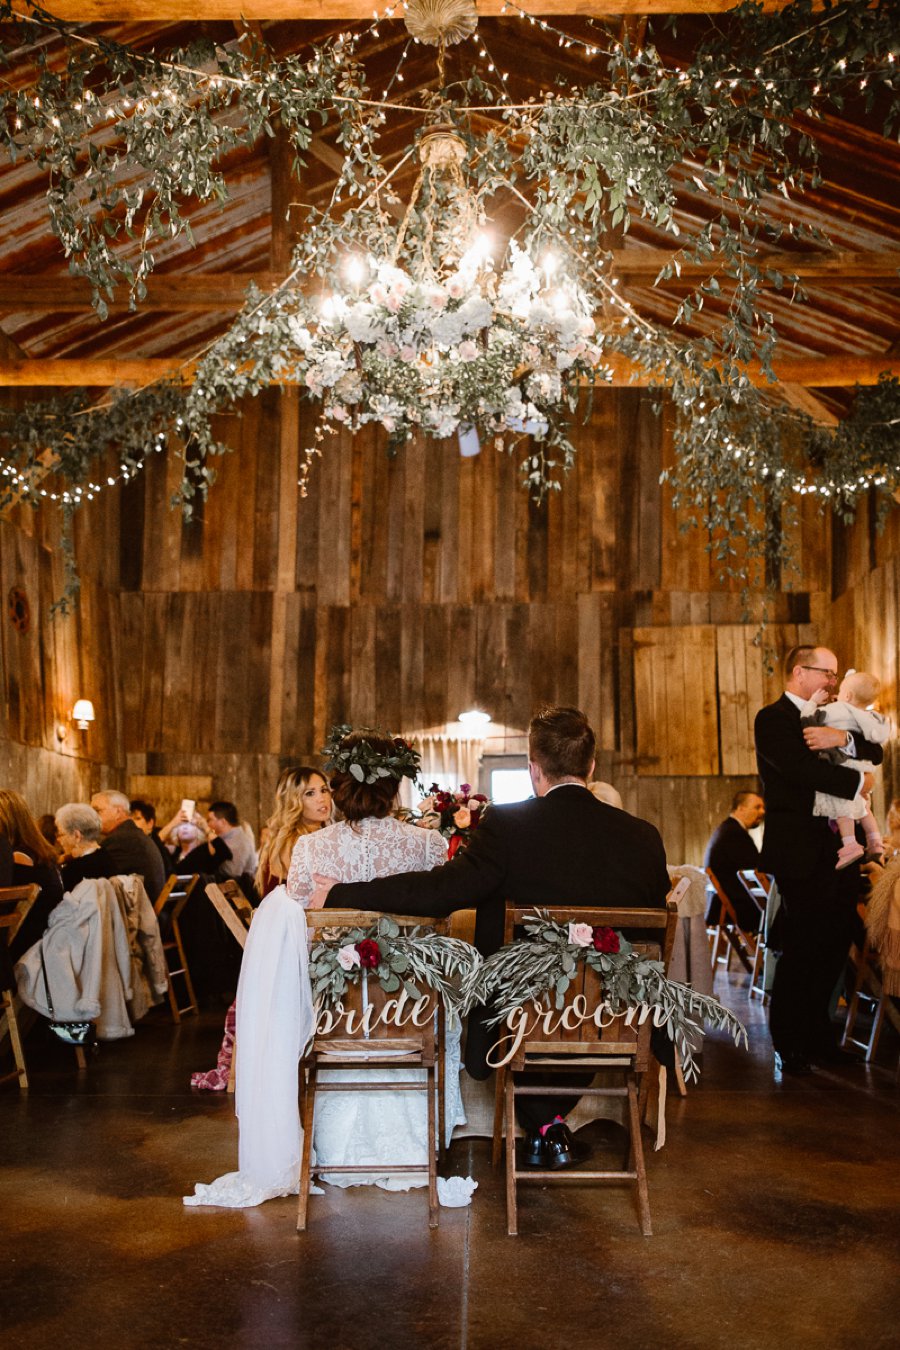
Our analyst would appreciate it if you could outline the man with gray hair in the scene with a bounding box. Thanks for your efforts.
[91,789,165,902]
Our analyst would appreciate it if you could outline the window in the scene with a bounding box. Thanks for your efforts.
[481,754,533,804]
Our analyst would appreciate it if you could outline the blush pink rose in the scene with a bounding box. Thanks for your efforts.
[568,922,593,947]
[453,806,472,829]
[337,944,361,971]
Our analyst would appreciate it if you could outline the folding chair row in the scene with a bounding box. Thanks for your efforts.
[154,874,200,1022]
[841,900,900,1063]
[706,868,763,985]
[0,884,40,1091]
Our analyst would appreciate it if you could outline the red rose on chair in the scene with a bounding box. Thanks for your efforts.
[592,926,620,955]
[356,938,381,969]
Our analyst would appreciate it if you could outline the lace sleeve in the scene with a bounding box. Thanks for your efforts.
[424,829,449,870]
[286,835,314,907]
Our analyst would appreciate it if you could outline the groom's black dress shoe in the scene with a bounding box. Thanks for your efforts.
[542,1122,590,1170]
[774,1051,812,1077]
[522,1131,546,1168]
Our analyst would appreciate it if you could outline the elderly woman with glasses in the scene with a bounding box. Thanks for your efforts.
[55,802,118,892]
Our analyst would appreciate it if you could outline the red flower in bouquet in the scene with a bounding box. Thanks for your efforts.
[419,782,490,855]
[592,926,620,955]
[355,938,381,969]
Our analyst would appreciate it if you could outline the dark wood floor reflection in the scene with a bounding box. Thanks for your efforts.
[3,979,899,1350]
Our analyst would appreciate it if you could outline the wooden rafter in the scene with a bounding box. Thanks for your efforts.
[1,353,895,388]
[2,252,897,313]
[9,1,813,20]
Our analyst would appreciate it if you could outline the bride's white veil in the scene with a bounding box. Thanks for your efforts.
[184,884,314,1207]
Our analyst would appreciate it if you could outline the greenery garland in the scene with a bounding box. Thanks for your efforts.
[1,0,900,605]
[309,914,481,1014]
[461,911,747,1080]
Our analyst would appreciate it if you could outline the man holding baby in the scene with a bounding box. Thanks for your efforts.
[755,645,886,1077]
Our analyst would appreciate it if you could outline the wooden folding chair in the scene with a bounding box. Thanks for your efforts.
[492,900,679,1237]
[737,870,774,1001]
[706,869,759,978]
[205,880,254,1091]
[0,884,40,1090]
[841,901,900,1061]
[154,874,200,1022]
[205,880,254,949]
[298,910,449,1232]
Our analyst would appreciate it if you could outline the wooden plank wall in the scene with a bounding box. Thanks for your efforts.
[0,382,851,864]
[827,499,900,826]
[0,491,125,813]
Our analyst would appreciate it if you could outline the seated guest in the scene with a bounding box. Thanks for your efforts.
[37,813,61,856]
[159,807,232,876]
[587,780,623,809]
[91,789,165,902]
[131,799,176,878]
[206,801,258,880]
[704,790,766,933]
[882,798,900,862]
[55,803,117,891]
[0,788,64,961]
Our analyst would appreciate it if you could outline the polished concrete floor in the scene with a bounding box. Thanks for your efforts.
[2,977,899,1350]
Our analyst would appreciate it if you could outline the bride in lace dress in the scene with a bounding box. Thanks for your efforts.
[287,732,465,1191]
[184,728,462,1209]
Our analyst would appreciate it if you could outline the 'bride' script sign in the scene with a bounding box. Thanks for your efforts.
[315,988,434,1037]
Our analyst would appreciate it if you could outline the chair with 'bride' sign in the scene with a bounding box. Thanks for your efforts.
[298,909,451,1232]
[489,900,679,1237]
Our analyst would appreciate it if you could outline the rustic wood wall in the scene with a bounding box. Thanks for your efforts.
[0,490,125,815]
[5,378,882,862]
[106,385,832,860]
[826,501,900,823]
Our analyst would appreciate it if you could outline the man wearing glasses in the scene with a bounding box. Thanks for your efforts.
[755,645,882,1077]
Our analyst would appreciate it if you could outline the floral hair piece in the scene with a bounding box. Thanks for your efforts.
[321,724,421,786]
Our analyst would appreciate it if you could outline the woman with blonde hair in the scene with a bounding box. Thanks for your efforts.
[0,788,64,960]
[191,766,332,1092]
[255,765,332,896]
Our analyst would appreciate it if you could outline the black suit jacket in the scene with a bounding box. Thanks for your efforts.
[754,694,884,881]
[704,816,760,912]
[326,786,670,957]
[100,819,166,902]
[327,786,670,1077]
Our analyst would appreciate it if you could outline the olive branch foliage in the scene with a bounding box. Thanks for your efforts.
[461,911,748,1081]
[308,914,481,1013]
[2,0,900,607]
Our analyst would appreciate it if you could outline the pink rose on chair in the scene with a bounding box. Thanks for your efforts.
[568,922,593,947]
[337,944,361,971]
[592,926,620,955]
[356,938,381,969]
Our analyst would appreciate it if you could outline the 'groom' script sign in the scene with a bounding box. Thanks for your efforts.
[485,996,666,1068]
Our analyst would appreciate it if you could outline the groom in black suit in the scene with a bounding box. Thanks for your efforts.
[311,705,670,1168]
[755,644,881,1076]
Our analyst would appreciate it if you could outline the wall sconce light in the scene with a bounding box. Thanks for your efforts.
[72,699,95,731]
[458,708,491,730]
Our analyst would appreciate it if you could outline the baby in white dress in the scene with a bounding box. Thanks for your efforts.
[800,670,891,869]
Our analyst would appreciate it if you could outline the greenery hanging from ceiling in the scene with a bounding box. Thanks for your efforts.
[1,0,899,608]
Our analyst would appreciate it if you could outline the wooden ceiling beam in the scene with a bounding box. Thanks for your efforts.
[2,251,896,312]
[1,353,895,388]
[9,1,810,20]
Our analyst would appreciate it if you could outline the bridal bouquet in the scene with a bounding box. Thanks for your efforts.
[416,783,489,859]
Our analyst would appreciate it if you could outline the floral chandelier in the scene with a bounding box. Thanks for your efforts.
[262,0,610,493]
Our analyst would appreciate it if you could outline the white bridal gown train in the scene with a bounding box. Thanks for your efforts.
[184,817,464,1209]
